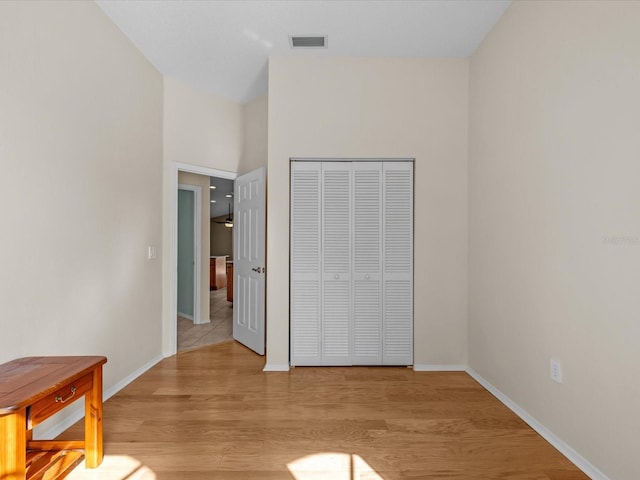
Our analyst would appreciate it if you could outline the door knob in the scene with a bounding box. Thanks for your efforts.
[252,267,265,273]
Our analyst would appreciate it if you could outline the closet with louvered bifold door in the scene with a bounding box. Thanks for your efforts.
[290,160,413,366]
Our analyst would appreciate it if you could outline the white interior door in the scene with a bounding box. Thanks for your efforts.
[233,167,266,355]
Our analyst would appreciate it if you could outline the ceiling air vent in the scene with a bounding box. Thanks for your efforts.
[289,35,327,49]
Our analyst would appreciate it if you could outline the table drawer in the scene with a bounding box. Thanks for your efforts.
[28,372,93,429]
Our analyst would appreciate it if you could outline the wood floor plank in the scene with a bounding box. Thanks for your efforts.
[60,341,588,480]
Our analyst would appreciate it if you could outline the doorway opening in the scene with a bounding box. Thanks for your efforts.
[177,174,235,352]
[167,163,236,356]
[167,162,266,358]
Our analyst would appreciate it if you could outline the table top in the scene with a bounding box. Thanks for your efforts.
[0,356,107,414]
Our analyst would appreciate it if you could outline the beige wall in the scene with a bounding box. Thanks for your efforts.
[162,78,243,351]
[239,93,268,174]
[267,57,469,368]
[469,2,640,478]
[163,77,243,172]
[211,217,233,258]
[178,172,211,323]
[0,0,163,407]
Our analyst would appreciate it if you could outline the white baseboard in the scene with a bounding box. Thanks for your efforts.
[37,354,164,440]
[103,354,164,400]
[413,364,467,371]
[263,363,290,372]
[177,312,194,321]
[465,368,609,480]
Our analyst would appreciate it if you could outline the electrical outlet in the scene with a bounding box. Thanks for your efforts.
[147,245,157,260]
[550,358,562,383]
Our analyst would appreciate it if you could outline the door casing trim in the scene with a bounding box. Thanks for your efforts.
[166,162,237,356]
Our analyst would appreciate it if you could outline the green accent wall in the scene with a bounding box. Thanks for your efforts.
[177,189,195,317]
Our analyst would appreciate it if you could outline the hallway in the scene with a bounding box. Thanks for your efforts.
[177,288,232,352]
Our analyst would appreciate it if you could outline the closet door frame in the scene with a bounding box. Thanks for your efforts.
[290,158,414,367]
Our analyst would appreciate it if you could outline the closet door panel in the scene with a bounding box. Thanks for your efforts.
[321,163,352,364]
[383,279,413,362]
[382,163,414,365]
[352,163,382,364]
[290,163,322,365]
[322,280,350,363]
[353,281,381,362]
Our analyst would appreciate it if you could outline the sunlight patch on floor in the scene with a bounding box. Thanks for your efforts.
[65,455,156,480]
[287,452,384,480]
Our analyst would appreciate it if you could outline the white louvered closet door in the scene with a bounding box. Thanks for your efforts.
[352,163,383,365]
[321,163,352,365]
[290,160,413,367]
[290,162,322,365]
[382,162,414,365]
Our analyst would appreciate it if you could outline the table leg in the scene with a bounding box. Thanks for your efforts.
[84,365,103,468]
[0,409,26,480]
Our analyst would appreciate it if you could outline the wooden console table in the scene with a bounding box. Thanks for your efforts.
[0,356,107,480]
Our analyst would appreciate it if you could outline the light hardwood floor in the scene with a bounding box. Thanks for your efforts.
[61,342,588,480]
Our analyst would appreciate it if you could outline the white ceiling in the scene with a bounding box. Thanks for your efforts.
[96,0,511,104]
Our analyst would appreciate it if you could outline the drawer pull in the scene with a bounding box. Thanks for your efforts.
[55,386,77,404]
